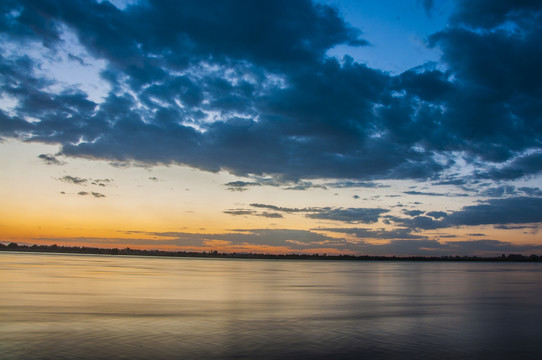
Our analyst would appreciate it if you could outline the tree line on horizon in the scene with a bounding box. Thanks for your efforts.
[1,242,541,262]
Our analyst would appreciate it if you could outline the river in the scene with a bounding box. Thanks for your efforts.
[1,252,541,359]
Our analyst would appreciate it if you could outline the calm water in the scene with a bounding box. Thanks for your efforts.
[1,252,541,359]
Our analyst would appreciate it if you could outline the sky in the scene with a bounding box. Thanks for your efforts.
[1,0,542,256]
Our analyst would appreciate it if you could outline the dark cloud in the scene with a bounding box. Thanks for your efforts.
[479,185,517,198]
[518,187,542,197]
[426,211,447,219]
[320,227,427,240]
[38,224,542,255]
[404,190,468,197]
[283,181,327,191]
[57,175,112,187]
[249,203,314,213]
[249,203,388,223]
[393,197,542,230]
[226,229,342,248]
[242,203,389,223]
[425,2,542,163]
[259,212,284,219]
[476,152,542,180]
[432,177,468,186]
[91,179,112,187]
[135,228,343,250]
[419,0,434,17]
[306,207,389,224]
[223,209,255,216]
[76,190,105,198]
[224,181,262,192]
[38,232,542,256]
[443,197,542,227]
[59,175,87,185]
[0,0,541,184]
[108,161,150,169]
[225,179,326,191]
[38,153,65,165]
[389,215,442,230]
[326,181,388,188]
[224,208,283,219]
[402,209,425,217]
[450,0,542,29]
[494,224,539,230]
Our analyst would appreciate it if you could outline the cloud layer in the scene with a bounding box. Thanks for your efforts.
[0,0,540,183]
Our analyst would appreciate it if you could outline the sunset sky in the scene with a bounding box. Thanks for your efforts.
[1,0,542,256]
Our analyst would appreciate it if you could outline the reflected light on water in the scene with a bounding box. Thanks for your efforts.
[1,252,542,359]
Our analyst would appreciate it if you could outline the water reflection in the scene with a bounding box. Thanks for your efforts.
[1,252,541,359]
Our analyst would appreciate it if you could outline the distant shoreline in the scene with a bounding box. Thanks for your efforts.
[1,242,541,262]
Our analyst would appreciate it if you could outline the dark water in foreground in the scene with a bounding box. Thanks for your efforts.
[1,252,541,359]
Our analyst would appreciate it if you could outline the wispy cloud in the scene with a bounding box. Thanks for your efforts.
[224,181,262,192]
[38,154,65,165]
[59,176,87,185]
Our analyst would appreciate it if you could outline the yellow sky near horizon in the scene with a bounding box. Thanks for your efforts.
[1,140,541,256]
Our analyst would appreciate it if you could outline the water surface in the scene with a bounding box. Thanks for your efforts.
[1,252,541,359]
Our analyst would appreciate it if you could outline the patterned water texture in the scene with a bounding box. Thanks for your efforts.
[1,252,541,359]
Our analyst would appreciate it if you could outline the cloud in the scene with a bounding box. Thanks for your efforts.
[57,175,112,187]
[402,209,425,217]
[224,208,284,219]
[306,207,389,224]
[249,203,314,213]
[0,0,541,185]
[283,181,327,191]
[225,203,389,223]
[320,227,427,240]
[326,181,389,188]
[59,175,87,185]
[76,191,105,198]
[38,232,542,256]
[389,215,442,230]
[259,212,284,219]
[250,203,388,223]
[425,3,542,164]
[404,190,469,197]
[443,197,542,227]
[426,211,447,219]
[419,0,434,17]
[91,179,112,187]
[476,152,542,180]
[224,181,262,192]
[450,0,542,29]
[223,209,255,216]
[494,224,539,230]
[133,228,345,250]
[479,185,517,198]
[38,153,65,165]
[518,187,542,197]
[392,197,542,230]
